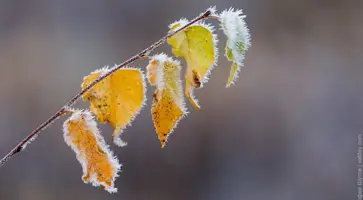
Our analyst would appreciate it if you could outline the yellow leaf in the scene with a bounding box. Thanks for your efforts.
[227,62,239,86]
[168,19,218,109]
[225,43,239,86]
[63,110,121,193]
[82,67,146,147]
[220,8,251,87]
[146,54,187,148]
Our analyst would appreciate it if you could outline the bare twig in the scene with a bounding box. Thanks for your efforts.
[0,9,212,168]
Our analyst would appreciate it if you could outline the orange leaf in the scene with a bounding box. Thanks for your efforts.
[147,54,187,147]
[63,110,121,193]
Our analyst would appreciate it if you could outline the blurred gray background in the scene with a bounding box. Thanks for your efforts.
[0,0,361,199]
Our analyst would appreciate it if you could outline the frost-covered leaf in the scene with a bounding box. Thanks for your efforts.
[220,8,251,87]
[167,19,218,109]
[82,67,146,147]
[146,54,187,148]
[63,109,121,193]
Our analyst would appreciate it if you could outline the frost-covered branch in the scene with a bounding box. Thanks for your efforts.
[0,8,213,169]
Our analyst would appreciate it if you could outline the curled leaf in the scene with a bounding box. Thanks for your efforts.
[82,66,146,147]
[63,109,121,193]
[219,8,251,87]
[147,54,187,148]
[167,19,218,109]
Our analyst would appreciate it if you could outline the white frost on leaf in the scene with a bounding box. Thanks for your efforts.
[63,109,121,193]
[147,53,187,113]
[168,18,189,30]
[219,8,251,87]
[146,54,188,147]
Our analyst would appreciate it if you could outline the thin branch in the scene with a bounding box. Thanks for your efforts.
[0,9,212,169]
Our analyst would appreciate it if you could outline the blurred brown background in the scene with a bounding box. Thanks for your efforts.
[0,0,361,199]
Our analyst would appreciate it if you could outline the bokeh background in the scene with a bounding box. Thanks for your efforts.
[0,0,361,199]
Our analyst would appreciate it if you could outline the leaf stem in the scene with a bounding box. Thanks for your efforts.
[206,15,221,20]
[0,9,212,169]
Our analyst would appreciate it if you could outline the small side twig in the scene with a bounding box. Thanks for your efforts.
[0,10,212,169]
